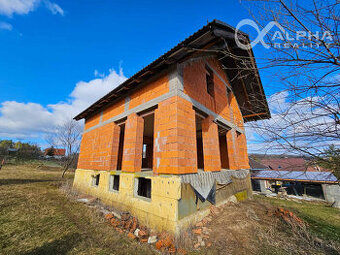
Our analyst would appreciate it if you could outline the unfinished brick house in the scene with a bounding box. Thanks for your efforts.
[73,20,270,234]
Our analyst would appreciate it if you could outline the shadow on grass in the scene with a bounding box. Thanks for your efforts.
[0,179,55,186]
[21,233,81,255]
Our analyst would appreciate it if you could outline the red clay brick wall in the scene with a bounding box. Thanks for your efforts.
[79,58,250,174]
[226,129,238,170]
[202,115,221,171]
[79,73,170,171]
[84,73,169,130]
[122,113,144,172]
[229,91,243,128]
[183,57,250,170]
[102,100,125,122]
[84,114,101,130]
[78,122,121,170]
[223,130,250,170]
[153,96,197,174]
[128,74,169,109]
[182,57,243,127]
[236,132,250,169]
[206,58,243,127]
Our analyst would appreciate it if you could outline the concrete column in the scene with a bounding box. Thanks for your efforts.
[122,113,144,172]
[322,184,340,203]
[202,115,221,172]
[259,180,268,193]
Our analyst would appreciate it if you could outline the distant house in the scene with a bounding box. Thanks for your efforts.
[249,157,340,204]
[7,148,18,156]
[44,148,66,157]
[249,158,268,170]
[259,157,326,172]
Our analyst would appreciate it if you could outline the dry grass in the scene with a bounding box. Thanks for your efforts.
[0,163,157,255]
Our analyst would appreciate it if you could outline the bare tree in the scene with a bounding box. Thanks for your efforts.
[47,119,82,178]
[213,0,339,177]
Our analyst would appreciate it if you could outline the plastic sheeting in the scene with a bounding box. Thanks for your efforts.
[180,169,249,200]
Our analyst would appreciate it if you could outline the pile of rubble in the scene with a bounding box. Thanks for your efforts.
[190,205,221,249]
[76,194,239,253]
[104,212,187,254]
[268,207,305,226]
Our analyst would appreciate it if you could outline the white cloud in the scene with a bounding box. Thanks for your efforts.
[0,0,64,17]
[0,68,127,139]
[267,90,289,113]
[0,101,54,138]
[0,0,39,16]
[94,69,105,78]
[0,21,12,30]
[246,91,339,155]
[44,0,63,16]
[48,68,127,124]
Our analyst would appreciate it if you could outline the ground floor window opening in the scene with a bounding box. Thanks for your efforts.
[109,174,120,192]
[92,174,100,187]
[136,177,151,199]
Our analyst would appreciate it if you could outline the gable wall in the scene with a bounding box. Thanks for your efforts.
[182,57,244,128]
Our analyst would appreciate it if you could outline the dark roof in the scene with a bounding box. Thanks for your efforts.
[261,158,307,171]
[259,158,325,172]
[74,19,270,122]
[251,170,338,184]
[249,157,269,170]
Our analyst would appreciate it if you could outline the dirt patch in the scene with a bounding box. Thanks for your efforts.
[201,201,271,254]
[196,199,340,255]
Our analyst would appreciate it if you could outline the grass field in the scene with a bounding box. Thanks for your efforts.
[0,163,339,255]
[0,164,157,255]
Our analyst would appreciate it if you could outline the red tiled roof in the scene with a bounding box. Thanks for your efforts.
[259,158,328,172]
[44,148,66,156]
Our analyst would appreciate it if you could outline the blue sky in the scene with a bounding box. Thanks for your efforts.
[0,0,284,149]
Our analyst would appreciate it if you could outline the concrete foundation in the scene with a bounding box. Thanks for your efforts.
[73,168,252,235]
